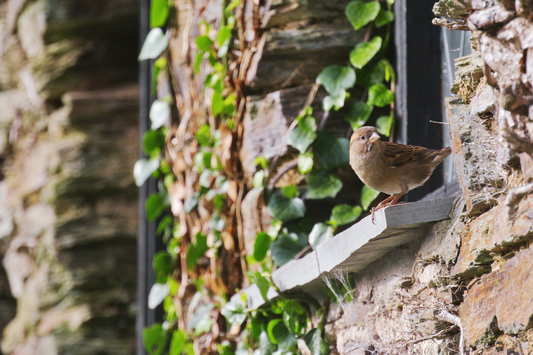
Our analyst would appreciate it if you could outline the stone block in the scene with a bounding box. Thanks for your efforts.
[453,189,533,276]
[459,246,533,345]
[447,96,506,215]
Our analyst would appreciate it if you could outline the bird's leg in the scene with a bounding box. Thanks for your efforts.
[370,184,409,224]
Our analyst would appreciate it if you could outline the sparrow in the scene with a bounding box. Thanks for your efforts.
[349,126,452,222]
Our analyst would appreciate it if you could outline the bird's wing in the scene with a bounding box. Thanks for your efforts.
[383,142,432,167]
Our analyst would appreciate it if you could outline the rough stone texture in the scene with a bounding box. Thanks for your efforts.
[453,188,533,276]
[459,246,533,345]
[447,95,506,214]
[0,0,139,353]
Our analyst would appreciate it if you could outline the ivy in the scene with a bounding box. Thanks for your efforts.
[136,0,397,353]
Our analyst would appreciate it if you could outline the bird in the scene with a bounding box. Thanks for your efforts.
[349,126,452,222]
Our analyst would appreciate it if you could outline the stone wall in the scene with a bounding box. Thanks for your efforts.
[327,0,533,353]
[0,0,139,354]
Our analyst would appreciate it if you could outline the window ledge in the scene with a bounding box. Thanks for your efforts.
[245,196,456,310]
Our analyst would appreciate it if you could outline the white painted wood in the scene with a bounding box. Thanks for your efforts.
[242,197,455,310]
[272,251,320,292]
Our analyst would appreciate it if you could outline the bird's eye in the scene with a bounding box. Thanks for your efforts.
[359,135,366,140]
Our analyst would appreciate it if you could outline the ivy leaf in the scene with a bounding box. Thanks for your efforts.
[257,331,276,355]
[169,330,186,355]
[250,272,271,302]
[267,319,297,350]
[254,232,272,262]
[355,62,385,88]
[308,223,334,250]
[212,91,224,117]
[344,101,373,130]
[150,0,170,28]
[146,193,166,222]
[316,65,356,97]
[270,231,305,266]
[323,92,346,112]
[367,83,394,107]
[313,132,350,170]
[143,323,168,355]
[150,99,170,129]
[217,26,232,57]
[304,328,329,355]
[195,124,213,147]
[349,36,382,69]
[345,1,381,30]
[298,114,317,132]
[330,204,362,226]
[361,185,380,211]
[306,170,343,199]
[267,194,306,222]
[153,251,173,283]
[143,130,166,157]
[376,112,394,137]
[188,303,214,335]
[148,283,170,309]
[288,125,317,153]
[221,294,247,326]
[195,35,213,52]
[298,152,314,174]
[186,233,209,269]
[281,185,299,199]
[375,9,395,28]
[139,28,168,60]
[134,158,160,187]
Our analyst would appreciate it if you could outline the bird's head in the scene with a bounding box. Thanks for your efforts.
[350,126,382,154]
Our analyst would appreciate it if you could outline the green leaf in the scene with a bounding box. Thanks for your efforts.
[143,130,166,157]
[169,330,186,355]
[280,300,307,336]
[367,83,394,107]
[375,9,394,28]
[146,193,166,222]
[270,231,305,266]
[212,91,224,117]
[257,331,275,355]
[184,192,199,213]
[345,1,381,30]
[344,101,373,130]
[349,36,382,69]
[267,194,306,222]
[150,0,169,28]
[251,272,271,302]
[194,52,203,75]
[254,232,272,262]
[331,204,362,226]
[297,114,317,132]
[298,152,314,174]
[221,294,247,326]
[150,99,170,129]
[148,283,170,309]
[313,133,350,170]
[153,251,173,281]
[308,223,334,249]
[355,63,385,88]
[306,170,343,199]
[143,323,168,355]
[139,28,169,60]
[195,124,213,147]
[186,233,209,269]
[281,185,299,199]
[376,112,394,137]
[208,213,225,232]
[361,185,380,211]
[199,169,212,188]
[255,156,269,169]
[267,319,297,349]
[195,35,213,52]
[134,158,160,187]
[316,65,356,97]
[288,125,317,153]
[304,328,329,355]
[322,92,346,112]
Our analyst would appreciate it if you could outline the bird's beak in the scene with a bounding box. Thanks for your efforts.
[369,132,381,143]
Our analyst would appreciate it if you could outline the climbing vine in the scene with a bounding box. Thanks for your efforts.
[135,0,396,354]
